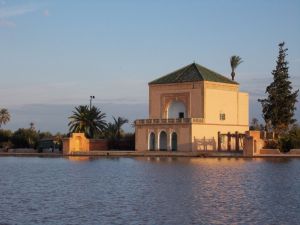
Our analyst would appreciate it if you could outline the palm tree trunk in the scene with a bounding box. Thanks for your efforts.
[231,71,235,80]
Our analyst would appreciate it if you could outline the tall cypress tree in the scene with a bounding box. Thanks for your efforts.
[259,42,299,135]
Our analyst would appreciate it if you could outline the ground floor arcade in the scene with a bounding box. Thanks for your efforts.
[135,119,249,152]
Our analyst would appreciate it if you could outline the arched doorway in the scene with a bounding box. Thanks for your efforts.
[167,100,187,118]
[149,132,155,151]
[159,131,167,151]
[171,132,177,151]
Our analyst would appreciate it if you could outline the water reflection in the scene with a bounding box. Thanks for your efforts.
[66,156,122,162]
[67,156,92,162]
[260,157,293,164]
[141,156,184,163]
[0,157,299,225]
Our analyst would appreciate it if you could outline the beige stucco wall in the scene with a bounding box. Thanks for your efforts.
[149,82,204,119]
[191,123,249,151]
[238,92,249,125]
[204,81,242,124]
[149,81,248,125]
[136,79,249,152]
[135,122,248,152]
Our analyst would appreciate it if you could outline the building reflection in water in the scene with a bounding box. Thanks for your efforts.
[66,156,122,162]
[66,156,92,162]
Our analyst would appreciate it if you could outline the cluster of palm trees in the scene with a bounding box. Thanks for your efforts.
[105,117,129,141]
[68,105,129,140]
[0,108,10,128]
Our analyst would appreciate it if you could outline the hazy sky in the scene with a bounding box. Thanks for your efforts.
[1,0,300,133]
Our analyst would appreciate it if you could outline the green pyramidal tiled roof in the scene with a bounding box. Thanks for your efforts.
[149,63,238,85]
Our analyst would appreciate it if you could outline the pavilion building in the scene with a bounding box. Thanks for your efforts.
[135,62,249,151]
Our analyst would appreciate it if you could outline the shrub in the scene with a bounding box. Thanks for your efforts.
[0,141,13,151]
[278,125,300,152]
[288,125,300,148]
[11,128,39,148]
[279,137,292,153]
[264,139,279,149]
[0,129,12,143]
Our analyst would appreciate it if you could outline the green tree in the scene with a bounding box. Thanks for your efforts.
[104,117,128,141]
[29,122,35,130]
[68,105,107,138]
[104,122,117,140]
[113,116,129,141]
[258,42,299,135]
[0,129,12,142]
[279,124,300,152]
[0,129,13,149]
[250,118,261,131]
[11,128,39,148]
[0,108,10,128]
[53,132,65,151]
[287,124,300,148]
[38,131,53,140]
[230,55,243,81]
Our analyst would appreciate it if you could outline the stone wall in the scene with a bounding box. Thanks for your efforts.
[288,149,300,155]
[243,131,300,156]
[63,133,108,154]
[244,131,266,156]
[259,149,281,154]
[89,139,108,151]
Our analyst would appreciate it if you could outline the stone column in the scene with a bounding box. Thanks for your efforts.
[235,131,239,151]
[156,129,160,151]
[217,132,221,151]
[168,131,172,151]
[227,132,231,151]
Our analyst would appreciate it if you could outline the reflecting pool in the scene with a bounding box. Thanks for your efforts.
[0,157,299,225]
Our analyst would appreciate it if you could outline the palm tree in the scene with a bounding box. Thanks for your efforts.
[0,108,10,128]
[113,116,129,141]
[68,105,107,138]
[87,106,107,138]
[230,55,243,81]
[104,122,117,140]
[29,122,35,130]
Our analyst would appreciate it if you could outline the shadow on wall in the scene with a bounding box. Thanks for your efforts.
[193,137,217,151]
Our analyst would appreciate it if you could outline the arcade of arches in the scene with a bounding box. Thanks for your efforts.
[148,130,178,151]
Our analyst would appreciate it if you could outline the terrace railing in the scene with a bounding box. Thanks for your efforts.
[135,118,204,125]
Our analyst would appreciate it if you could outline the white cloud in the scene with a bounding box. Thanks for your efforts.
[0,3,41,28]
[0,4,37,19]
[43,9,49,17]
[0,19,15,27]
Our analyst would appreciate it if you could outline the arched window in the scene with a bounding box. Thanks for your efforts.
[149,132,155,151]
[167,100,187,119]
[159,131,167,151]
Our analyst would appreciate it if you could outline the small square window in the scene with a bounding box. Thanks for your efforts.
[220,113,226,120]
[179,112,184,118]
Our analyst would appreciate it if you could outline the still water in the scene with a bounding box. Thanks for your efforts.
[0,157,300,225]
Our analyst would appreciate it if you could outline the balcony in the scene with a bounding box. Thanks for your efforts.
[135,118,204,125]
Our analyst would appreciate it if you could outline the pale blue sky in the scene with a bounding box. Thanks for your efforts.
[1,0,300,132]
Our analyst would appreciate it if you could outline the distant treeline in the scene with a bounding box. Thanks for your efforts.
[0,128,65,151]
